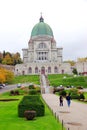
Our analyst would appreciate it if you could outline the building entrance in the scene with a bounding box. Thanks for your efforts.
[41,67,45,74]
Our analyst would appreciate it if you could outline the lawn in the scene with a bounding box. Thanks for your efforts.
[0,92,65,130]
[48,74,87,88]
[84,92,87,99]
[12,75,40,85]
[10,74,87,88]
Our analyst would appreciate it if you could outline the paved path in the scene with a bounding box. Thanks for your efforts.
[42,93,87,130]
[0,84,17,94]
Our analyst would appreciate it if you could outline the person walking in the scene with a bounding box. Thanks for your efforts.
[59,95,63,106]
[66,93,71,107]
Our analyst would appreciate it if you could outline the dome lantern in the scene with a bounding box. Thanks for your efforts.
[39,16,44,22]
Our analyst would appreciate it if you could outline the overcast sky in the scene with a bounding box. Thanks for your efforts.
[0,0,87,61]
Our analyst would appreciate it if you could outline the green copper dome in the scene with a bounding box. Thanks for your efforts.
[31,16,53,37]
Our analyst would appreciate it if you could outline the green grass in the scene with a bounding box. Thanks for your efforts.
[0,93,65,130]
[84,92,87,99]
[11,74,87,88]
[12,75,40,85]
[48,74,87,88]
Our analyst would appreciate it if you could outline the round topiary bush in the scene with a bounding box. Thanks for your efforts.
[10,90,15,96]
[24,110,36,120]
[15,90,19,95]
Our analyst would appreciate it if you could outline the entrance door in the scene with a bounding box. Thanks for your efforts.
[41,67,45,74]
[22,71,25,75]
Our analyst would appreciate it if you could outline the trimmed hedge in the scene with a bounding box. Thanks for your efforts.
[18,95,45,117]
[29,89,39,95]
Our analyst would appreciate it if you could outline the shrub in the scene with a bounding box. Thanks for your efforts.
[53,87,64,93]
[79,93,85,100]
[15,90,19,95]
[69,89,79,99]
[77,86,83,89]
[35,86,41,93]
[10,90,15,95]
[29,89,37,95]
[71,93,79,99]
[59,90,66,97]
[10,90,19,96]
[29,84,35,89]
[18,95,45,117]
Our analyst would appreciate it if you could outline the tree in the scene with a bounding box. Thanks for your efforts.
[2,54,13,65]
[4,69,14,83]
[12,52,22,65]
[3,50,6,58]
[0,51,22,65]
[0,68,6,83]
[64,60,76,66]
[0,52,3,63]
[72,68,78,75]
[77,57,87,62]
[0,68,14,83]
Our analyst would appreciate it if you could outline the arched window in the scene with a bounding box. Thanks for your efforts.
[62,69,64,74]
[39,57,41,60]
[29,67,32,73]
[45,57,46,60]
[16,69,18,75]
[35,67,38,73]
[22,71,25,75]
[48,67,51,73]
[54,66,58,73]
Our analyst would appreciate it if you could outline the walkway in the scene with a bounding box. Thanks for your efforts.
[42,93,87,130]
[41,74,50,93]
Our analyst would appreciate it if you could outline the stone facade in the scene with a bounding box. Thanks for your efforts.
[0,64,15,72]
[75,62,87,75]
[15,16,72,75]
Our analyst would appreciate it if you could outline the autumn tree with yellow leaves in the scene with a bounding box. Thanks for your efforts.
[77,57,87,62]
[0,68,14,83]
[0,51,22,65]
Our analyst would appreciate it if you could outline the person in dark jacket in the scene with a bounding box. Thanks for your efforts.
[66,93,71,107]
[59,95,63,106]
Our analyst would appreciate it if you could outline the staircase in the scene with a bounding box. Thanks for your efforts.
[40,74,53,94]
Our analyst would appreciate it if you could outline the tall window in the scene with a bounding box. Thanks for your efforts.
[38,43,46,48]
[48,67,51,73]
[38,52,48,60]
[29,67,32,73]
[35,67,38,73]
[37,43,48,61]
[54,66,58,73]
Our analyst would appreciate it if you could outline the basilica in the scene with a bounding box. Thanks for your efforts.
[15,16,71,75]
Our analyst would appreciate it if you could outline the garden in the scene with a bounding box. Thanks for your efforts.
[0,85,65,130]
[1,73,87,130]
